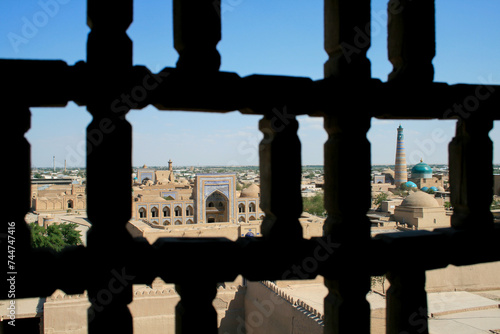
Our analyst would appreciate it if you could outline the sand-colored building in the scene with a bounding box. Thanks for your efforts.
[31,183,86,213]
[393,191,450,230]
[132,171,265,229]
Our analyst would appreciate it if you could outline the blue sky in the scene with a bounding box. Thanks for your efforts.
[2,0,500,167]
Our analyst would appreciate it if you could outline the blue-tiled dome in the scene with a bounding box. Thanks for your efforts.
[404,181,417,188]
[421,186,429,192]
[411,160,433,178]
[430,186,438,191]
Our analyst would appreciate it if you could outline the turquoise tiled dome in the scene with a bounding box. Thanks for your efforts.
[411,160,433,178]
[404,181,417,188]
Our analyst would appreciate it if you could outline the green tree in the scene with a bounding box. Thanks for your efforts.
[30,223,82,252]
[302,193,325,216]
[374,193,389,210]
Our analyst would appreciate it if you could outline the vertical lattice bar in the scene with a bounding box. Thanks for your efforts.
[258,111,303,241]
[323,1,372,333]
[323,116,372,334]
[449,118,494,229]
[86,1,134,332]
[324,0,371,79]
[175,281,218,333]
[386,270,428,334]
[174,0,221,72]
[387,0,435,83]
[172,1,223,331]
[385,2,435,332]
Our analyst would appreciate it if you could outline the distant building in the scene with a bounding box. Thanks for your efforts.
[408,159,445,190]
[380,198,403,214]
[393,191,450,230]
[32,183,86,212]
[131,164,265,237]
[371,168,396,193]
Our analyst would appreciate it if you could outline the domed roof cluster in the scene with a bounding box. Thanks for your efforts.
[400,191,439,208]
[240,184,260,198]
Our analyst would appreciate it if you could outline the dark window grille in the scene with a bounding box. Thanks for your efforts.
[2,1,500,333]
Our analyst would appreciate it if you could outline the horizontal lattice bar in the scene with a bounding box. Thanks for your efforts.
[8,224,500,300]
[2,60,499,121]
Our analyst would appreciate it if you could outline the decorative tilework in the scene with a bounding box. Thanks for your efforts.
[204,184,230,199]
[195,174,237,224]
[140,172,153,182]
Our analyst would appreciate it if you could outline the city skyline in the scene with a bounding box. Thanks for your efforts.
[3,1,500,166]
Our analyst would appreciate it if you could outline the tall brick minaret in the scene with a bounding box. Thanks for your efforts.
[394,124,408,187]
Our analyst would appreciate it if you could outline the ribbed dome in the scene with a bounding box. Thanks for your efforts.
[240,184,260,198]
[400,191,439,208]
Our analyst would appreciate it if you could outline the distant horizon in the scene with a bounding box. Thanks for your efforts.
[32,162,460,170]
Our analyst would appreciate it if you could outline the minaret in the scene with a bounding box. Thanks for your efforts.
[168,159,174,182]
[394,124,408,187]
[53,156,56,172]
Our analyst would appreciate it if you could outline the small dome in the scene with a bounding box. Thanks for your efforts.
[421,186,429,192]
[437,186,445,192]
[240,184,260,198]
[400,191,439,208]
[404,181,417,188]
[430,186,438,191]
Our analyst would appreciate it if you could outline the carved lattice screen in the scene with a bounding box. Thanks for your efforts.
[3,1,500,333]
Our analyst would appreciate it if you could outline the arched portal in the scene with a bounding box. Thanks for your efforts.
[205,191,229,223]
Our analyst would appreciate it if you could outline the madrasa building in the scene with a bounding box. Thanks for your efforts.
[129,162,265,241]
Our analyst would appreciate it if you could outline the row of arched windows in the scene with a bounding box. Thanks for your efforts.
[238,202,256,213]
[207,201,224,209]
[162,219,194,226]
[138,203,260,219]
[138,205,194,219]
[238,215,265,222]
